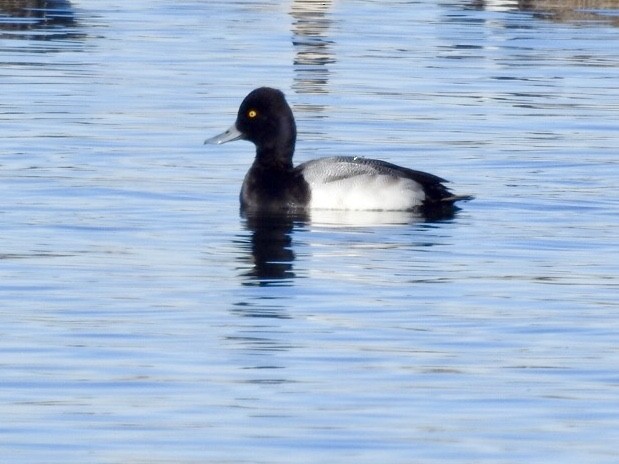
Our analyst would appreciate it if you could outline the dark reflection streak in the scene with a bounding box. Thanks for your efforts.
[469,0,619,26]
[237,213,308,288]
[229,215,306,363]
[0,0,82,41]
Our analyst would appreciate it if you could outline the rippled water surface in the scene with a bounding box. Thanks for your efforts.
[2,1,619,463]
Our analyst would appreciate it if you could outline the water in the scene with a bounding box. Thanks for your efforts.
[1,1,619,462]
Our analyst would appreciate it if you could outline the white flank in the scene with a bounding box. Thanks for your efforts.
[301,158,426,211]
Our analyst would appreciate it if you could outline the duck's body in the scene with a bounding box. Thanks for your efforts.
[300,156,455,211]
[205,87,471,216]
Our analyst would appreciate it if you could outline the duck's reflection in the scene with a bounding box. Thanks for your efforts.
[230,209,459,383]
[238,213,308,287]
[0,0,80,40]
[237,208,457,288]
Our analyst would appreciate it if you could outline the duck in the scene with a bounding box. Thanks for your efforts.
[205,87,471,216]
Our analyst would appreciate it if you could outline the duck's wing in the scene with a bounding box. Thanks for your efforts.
[298,156,456,204]
[299,156,445,182]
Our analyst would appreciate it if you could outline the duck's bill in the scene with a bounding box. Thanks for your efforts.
[204,124,243,145]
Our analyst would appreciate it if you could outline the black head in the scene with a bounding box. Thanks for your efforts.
[204,87,298,165]
[236,87,297,160]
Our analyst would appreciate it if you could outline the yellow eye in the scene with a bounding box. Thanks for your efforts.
[248,109,257,118]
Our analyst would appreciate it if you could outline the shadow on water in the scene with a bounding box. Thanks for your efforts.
[0,0,82,41]
[470,0,619,25]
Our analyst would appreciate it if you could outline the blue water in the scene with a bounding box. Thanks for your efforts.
[1,1,619,463]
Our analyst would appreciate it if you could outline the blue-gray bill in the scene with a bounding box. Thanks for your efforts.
[204,124,243,144]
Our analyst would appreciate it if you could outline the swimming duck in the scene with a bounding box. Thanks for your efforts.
[205,87,471,215]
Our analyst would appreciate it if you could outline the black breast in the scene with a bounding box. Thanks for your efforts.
[240,164,310,213]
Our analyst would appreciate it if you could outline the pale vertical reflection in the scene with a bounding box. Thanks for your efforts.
[290,0,335,97]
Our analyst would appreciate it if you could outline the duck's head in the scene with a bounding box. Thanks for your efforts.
[205,87,297,158]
